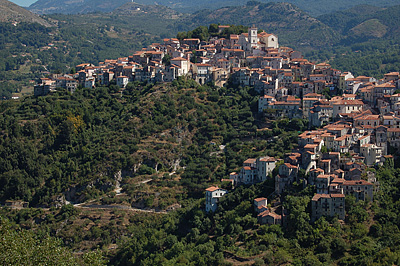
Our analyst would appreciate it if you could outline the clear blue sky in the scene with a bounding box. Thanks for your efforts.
[9,0,36,7]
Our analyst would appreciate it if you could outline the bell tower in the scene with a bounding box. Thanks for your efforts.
[248,26,258,45]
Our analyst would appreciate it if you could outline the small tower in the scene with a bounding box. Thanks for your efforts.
[248,26,258,45]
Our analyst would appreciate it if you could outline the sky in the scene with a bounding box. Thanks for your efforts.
[9,0,36,7]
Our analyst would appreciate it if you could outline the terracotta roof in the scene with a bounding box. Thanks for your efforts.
[284,163,298,169]
[358,135,370,140]
[332,178,345,184]
[196,63,212,67]
[258,210,270,217]
[330,194,345,198]
[356,115,379,120]
[310,168,324,172]
[259,157,277,162]
[343,180,373,186]
[206,186,219,192]
[244,158,256,164]
[254,197,268,202]
[384,72,400,76]
[171,57,188,61]
[304,144,318,149]
[312,194,331,200]
[304,93,322,97]
[332,100,364,105]
[375,82,396,88]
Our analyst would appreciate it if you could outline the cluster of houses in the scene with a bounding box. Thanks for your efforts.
[206,102,399,222]
[206,95,396,222]
[202,27,400,224]
[30,24,398,224]
[206,116,382,223]
[258,68,400,122]
[34,25,286,96]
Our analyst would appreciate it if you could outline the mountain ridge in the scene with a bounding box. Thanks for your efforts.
[113,2,183,19]
[28,0,400,15]
[319,4,400,41]
[180,2,341,48]
[28,0,129,14]
[0,0,51,26]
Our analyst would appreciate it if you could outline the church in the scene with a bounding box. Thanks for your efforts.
[237,26,279,52]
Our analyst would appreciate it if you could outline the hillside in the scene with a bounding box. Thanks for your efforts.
[1,84,400,265]
[0,0,51,26]
[28,0,129,14]
[28,0,400,15]
[179,2,341,48]
[113,2,182,19]
[1,11,400,265]
[319,4,400,41]
[0,10,168,99]
[0,80,295,206]
[278,0,399,16]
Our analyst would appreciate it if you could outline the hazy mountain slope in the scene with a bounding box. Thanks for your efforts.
[0,0,51,26]
[27,0,400,15]
[28,0,129,14]
[179,2,341,48]
[131,0,400,15]
[113,2,183,19]
[317,5,383,35]
[319,4,400,40]
[276,0,399,16]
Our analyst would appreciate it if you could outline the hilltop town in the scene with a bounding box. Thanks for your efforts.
[34,25,400,225]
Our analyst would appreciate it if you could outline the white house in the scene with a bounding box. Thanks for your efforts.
[254,197,268,213]
[117,76,129,88]
[170,57,190,76]
[332,99,364,118]
[205,186,228,212]
[192,63,213,85]
[258,32,279,49]
[256,156,278,181]
[360,144,383,166]
[84,77,95,88]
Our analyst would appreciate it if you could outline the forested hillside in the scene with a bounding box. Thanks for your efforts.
[0,79,305,263]
[1,154,400,265]
[1,81,400,265]
[28,0,400,16]
[0,0,51,26]
[318,4,400,40]
[0,79,303,206]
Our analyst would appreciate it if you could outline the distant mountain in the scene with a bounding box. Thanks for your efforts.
[319,4,400,41]
[113,2,183,19]
[28,0,400,16]
[0,0,51,26]
[28,0,130,14]
[130,0,400,15]
[269,0,399,17]
[179,2,341,48]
